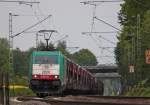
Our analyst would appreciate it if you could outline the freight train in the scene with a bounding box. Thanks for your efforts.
[29,50,103,97]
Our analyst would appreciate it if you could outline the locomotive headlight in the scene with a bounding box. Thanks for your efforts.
[54,75,58,79]
[34,75,37,78]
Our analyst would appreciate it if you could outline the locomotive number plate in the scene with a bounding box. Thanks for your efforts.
[42,70,50,75]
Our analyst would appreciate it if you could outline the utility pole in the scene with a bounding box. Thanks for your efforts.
[137,14,141,57]
[9,13,13,69]
[9,13,19,72]
[8,12,19,105]
[136,14,141,81]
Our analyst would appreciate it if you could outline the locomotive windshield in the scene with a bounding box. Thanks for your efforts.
[34,55,58,64]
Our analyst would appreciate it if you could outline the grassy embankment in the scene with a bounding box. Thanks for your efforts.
[125,79,150,96]
[9,76,35,96]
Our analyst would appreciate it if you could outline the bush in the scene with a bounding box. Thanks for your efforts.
[125,79,150,96]
[9,87,35,96]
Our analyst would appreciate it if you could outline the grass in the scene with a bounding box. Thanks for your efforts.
[125,79,150,97]
[9,75,35,96]
[125,87,150,96]
[9,85,28,89]
[9,86,35,96]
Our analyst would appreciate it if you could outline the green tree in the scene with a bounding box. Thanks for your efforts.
[116,0,150,88]
[13,48,29,76]
[56,41,70,58]
[71,49,97,66]
[0,38,10,72]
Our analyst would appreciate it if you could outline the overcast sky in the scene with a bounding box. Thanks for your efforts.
[0,0,122,64]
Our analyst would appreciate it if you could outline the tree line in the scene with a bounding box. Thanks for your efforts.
[116,0,150,88]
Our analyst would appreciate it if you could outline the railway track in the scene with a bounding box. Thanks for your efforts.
[14,95,150,105]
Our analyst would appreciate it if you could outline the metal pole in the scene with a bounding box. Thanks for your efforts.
[6,72,9,105]
[9,12,16,101]
[36,33,38,50]
[45,39,49,50]
[9,13,13,67]
[137,14,141,57]
[9,14,14,98]
[2,72,4,105]
[0,72,3,105]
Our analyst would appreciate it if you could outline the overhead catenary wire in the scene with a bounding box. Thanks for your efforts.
[99,46,116,49]
[0,0,40,3]
[36,3,57,32]
[99,46,114,54]
[0,0,39,6]
[10,14,47,16]
[12,15,52,38]
[94,17,121,31]
[53,35,69,45]
[37,3,45,16]
[99,35,116,45]
[30,5,46,29]
[97,36,115,54]
[82,31,119,34]
[80,0,123,5]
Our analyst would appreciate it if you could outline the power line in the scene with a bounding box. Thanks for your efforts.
[99,35,116,45]
[12,15,52,38]
[30,5,46,29]
[94,17,121,31]
[99,46,114,54]
[0,0,40,3]
[11,14,47,16]
[80,0,123,4]
[82,31,119,34]
[0,0,39,6]
[99,46,116,54]
[53,35,68,45]
[99,46,116,49]
[23,31,38,33]
[37,3,45,16]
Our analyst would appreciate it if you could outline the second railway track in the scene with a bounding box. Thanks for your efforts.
[15,95,150,105]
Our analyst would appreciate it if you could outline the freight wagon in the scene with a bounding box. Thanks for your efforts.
[29,50,103,97]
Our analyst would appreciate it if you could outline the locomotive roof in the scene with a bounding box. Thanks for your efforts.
[32,50,62,55]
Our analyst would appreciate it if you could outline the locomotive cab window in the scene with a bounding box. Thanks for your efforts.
[34,55,58,64]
